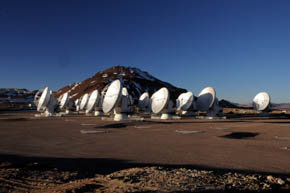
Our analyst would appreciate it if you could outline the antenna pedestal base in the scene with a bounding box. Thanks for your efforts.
[114,113,128,121]
[85,110,92,115]
[207,111,218,117]
[94,111,103,116]
[65,110,72,115]
[161,113,172,120]
[151,114,161,119]
[35,110,56,117]
[207,108,223,117]
[257,112,270,117]
[181,111,195,116]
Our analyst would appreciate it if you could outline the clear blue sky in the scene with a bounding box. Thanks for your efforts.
[1,0,290,103]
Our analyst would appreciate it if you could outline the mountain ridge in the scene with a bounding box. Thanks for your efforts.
[55,66,187,103]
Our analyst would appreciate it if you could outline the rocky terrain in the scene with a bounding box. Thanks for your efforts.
[0,163,289,193]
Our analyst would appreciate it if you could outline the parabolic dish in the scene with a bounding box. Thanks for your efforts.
[34,89,44,106]
[177,91,194,111]
[60,92,69,109]
[151,87,169,114]
[75,99,80,106]
[196,87,216,111]
[80,93,89,110]
[102,80,122,113]
[37,87,50,111]
[138,92,150,108]
[86,90,99,112]
[253,92,270,111]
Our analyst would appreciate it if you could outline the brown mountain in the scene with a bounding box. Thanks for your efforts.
[218,99,239,108]
[55,66,187,103]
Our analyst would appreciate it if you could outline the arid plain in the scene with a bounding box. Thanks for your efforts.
[1,111,290,192]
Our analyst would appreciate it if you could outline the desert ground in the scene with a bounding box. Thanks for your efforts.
[0,111,290,192]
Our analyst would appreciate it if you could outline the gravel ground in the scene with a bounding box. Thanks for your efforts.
[0,161,290,193]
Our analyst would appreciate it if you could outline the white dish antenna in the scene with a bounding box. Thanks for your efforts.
[80,93,89,111]
[86,90,100,113]
[196,87,216,111]
[75,99,79,106]
[74,99,80,111]
[151,87,169,114]
[176,91,194,111]
[35,87,58,117]
[138,92,150,109]
[37,87,50,111]
[122,87,134,112]
[34,89,44,107]
[102,80,122,113]
[59,92,69,110]
[253,92,271,111]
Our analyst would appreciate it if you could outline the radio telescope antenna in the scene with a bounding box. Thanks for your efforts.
[59,93,69,109]
[196,87,222,118]
[138,92,150,113]
[114,87,130,120]
[94,95,104,116]
[196,87,215,111]
[35,87,58,117]
[79,93,89,112]
[85,90,100,115]
[121,87,134,113]
[37,87,50,112]
[34,88,45,107]
[58,92,73,115]
[102,80,122,113]
[151,87,174,120]
[253,92,271,112]
[74,99,80,112]
[176,91,194,115]
[102,80,129,121]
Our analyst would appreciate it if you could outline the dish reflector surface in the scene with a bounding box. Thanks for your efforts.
[86,90,99,112]
[177,91,194,111]
[196,87,216,111]
[80,93,89,110]
[138,92,150,108]
[102,80,122,113]
[60,92,69,109]
[151,87,169,114]
[253,92,270,111]
[37,87,50,111]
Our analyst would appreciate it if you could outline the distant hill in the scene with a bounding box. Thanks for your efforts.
[227,102,290,110]
[0,88,37,110]
[55,66,187,103]
[218,99,239,108]
[271,103,290,110]
[0,88,36,104]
